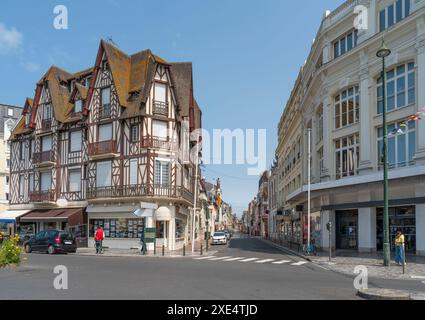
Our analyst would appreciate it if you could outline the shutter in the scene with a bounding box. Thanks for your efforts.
[153,121,168,138]
[42,135,52,151]
[70,131,82,152]
[96,161,111,187]
[99,124,112,141]
[130,159,138,185]
[155,83,166,102]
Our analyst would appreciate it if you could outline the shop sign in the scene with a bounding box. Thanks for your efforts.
[144,228,156,243]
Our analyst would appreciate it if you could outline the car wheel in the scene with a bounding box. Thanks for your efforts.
[24,244,32,253]
[47,245,55,255]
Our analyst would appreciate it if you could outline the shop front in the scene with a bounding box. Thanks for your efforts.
[377,206,416,253]
[0,210,30,236]
[302,211,321,247]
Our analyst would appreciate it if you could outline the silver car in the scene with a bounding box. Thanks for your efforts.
[212,232,227,245]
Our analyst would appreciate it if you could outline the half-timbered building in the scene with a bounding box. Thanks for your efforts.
[9,40,202,251]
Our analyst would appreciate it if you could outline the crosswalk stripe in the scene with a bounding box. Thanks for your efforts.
[209,256,232,261]
[255,259,275,264]
[239,258,259,262]
[291,261,308,266]
[223,257,245,262]
[272,260,291,264]
[194,256,216,260]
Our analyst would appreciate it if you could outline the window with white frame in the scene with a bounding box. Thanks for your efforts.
[129,159,138,185]
[98,123,112,141]
[70,130,82,152]
[152,120,168,139]
[100,87,111,117]
[40,171,52,191]
[154,83,167,102]
[43,104,52,120]
[377,62,415,114]
[334,86,360,129]
[335,134,359,179]
[69,170,81,192]
[377,121,416,169]
[41,135,52,152]
[130,124,139,142]
[96,161,112,187]
[379,0,411,32]
[155,160,170,186]
[333,29,358,59]
[74,99,83,113]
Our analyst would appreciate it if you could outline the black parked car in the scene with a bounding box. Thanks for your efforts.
[24,230,77,254]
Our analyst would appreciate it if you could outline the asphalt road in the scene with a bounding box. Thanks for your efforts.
[1,235,424,300]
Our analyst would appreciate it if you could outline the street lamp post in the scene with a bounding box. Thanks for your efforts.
[376,40,391,267]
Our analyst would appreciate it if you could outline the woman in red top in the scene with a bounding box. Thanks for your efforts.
[94,227,105,254]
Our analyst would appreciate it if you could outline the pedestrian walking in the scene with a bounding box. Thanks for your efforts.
[94,227,105,254]
[394,230,406,266]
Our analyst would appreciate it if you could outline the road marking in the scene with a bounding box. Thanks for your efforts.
[194,256,216,260]
[291,261,308,266]
[411,276,425,279]
[255,259,275,264]
[209,256,232,261]
[239,258,260,262]
[223,257,245,262]
[272,260,291,264]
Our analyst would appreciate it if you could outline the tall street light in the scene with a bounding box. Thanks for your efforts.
[376,39,391,267]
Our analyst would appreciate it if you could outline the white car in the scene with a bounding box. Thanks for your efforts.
[212,232,227,245]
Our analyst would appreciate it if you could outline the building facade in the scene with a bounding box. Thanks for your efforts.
[276,0,425,255]
[8,40,202,251]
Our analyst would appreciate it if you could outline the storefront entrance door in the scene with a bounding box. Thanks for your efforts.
[336,210,358,250]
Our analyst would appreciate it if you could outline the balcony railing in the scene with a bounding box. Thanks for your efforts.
[87,184,193,202]
[33,150,54,164]
[142,136,177,150]
[153,101,168,116]
[88,140,117,156]
[41,119,52,131]
[30,190,55,203]
[98,104,111,119]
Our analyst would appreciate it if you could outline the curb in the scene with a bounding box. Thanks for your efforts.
[72,250,219,259]
[357,288,416,300]
[257,238,312,262]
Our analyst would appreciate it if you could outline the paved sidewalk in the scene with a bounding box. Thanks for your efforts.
[74,241,218,258]
[262,238,425,280]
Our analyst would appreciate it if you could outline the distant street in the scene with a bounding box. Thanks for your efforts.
[1,234,424,300]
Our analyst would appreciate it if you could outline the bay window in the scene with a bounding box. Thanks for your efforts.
[377,121,416,169]
[377,62,415,114]
[334,86,360,129]
[335,134,359,179]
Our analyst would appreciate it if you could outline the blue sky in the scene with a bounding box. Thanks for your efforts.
[0,0,344,216]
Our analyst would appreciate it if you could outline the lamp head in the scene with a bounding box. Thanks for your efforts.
[376,39,391,58]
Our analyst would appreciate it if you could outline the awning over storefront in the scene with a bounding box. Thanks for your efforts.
[20,208,84,222]
[155,207,172,221]
[0,210,30,223]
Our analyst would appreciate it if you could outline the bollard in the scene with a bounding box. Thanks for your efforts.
[183,244,186,256]
[162,244,165,256]
[200,244,203,256]
[154,244,156,256]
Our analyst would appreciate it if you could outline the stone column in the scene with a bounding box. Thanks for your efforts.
[321,87,332,181]
[415,19,425,163]
[358,207,377,252]
[358,52,374,174]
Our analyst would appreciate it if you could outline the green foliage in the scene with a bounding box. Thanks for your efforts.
[0,234,22,267]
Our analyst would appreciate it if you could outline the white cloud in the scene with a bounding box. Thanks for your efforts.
[0,23,23,55]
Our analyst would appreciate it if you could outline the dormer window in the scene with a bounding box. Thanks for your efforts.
[153,83,168,116]
[74,99,83,113]
[101,59,108,71]
[25,112,31,126]
[43,104,52,120]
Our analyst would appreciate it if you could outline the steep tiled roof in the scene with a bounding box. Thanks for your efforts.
[169,62,192,117]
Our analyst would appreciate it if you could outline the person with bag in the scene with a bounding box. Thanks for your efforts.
[94,227,105,254]
[394,230,406,266]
